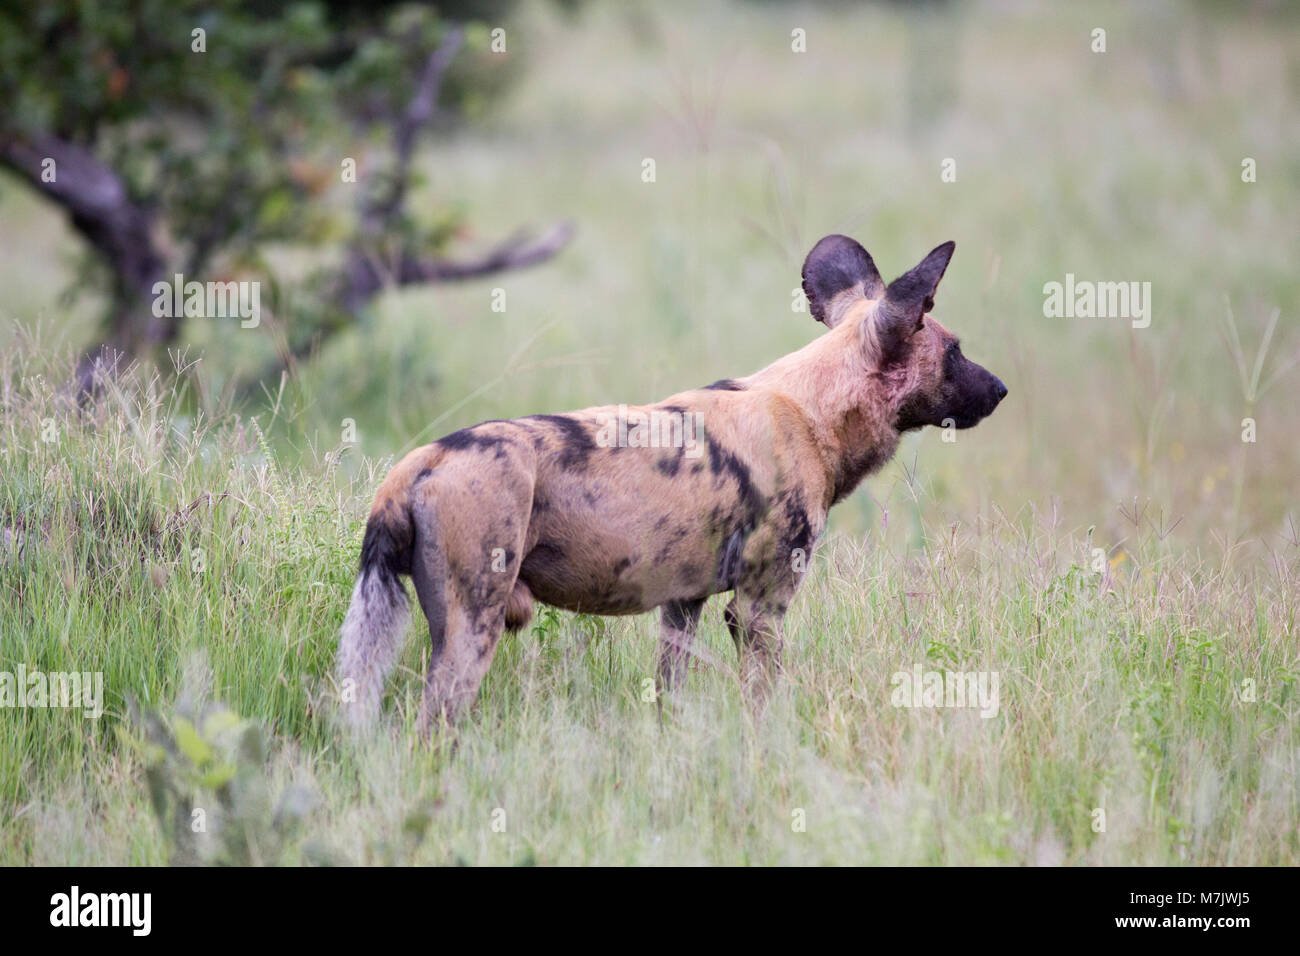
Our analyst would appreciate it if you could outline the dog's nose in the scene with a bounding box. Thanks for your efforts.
[993,378,1008,401]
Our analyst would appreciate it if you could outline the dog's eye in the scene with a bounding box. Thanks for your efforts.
[943,341,961,377]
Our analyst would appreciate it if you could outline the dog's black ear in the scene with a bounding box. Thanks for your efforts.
[884,240,955,318]
[870,241,955,362]
[801,234,885,329]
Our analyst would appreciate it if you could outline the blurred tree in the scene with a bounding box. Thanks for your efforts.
[0,0,572,391]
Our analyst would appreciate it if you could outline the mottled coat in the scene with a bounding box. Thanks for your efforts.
[336,235,1007,731]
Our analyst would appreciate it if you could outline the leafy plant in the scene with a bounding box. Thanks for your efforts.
[123,689,316,866]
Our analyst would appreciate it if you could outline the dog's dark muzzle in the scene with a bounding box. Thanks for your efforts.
[954,371,1007,428]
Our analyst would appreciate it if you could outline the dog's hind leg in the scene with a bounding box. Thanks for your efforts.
[419,599,509,734]
[410,443,535,737]
[657,597,706,694]
[408,479,449,694]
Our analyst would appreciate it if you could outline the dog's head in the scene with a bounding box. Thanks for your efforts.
[801,234,1007,431]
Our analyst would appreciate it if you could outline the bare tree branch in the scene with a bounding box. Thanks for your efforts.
[0,132,165,338]
[273,219,575,375]
[360,25,465,235]
[348,220,576,301]
[333,23,574,316]
[0,131,172,395]
[400,221,577,282]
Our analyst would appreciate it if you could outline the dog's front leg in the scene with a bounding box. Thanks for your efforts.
[723,593,787,714]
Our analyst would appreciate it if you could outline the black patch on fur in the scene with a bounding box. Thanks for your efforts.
[707,438,764,521]
[780,491,815,558]
[437,424,507,455]
[702,379,744,391]
[662,597,706,632]
[655,445,685,477]
[894,386,939,432]
[358,511,412,580]
[830,444,892,505]
[527,414,595,470]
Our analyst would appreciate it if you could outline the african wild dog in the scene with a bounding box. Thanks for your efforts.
[336,235,1007,732]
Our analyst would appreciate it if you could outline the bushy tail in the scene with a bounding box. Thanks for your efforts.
[336,508,413,730]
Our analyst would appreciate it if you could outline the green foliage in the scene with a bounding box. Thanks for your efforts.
[123,687,316,866]
[0,0,520,337]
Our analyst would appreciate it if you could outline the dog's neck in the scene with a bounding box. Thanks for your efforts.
[742,310,902,506]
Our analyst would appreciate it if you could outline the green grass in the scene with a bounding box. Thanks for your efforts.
[1,341,1295,865]
[1,0,1298,864]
